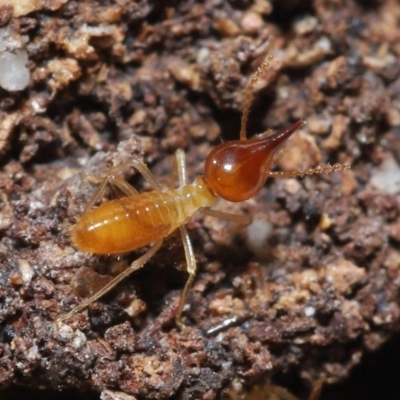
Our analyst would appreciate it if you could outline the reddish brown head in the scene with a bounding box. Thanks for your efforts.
[204,121,303,202]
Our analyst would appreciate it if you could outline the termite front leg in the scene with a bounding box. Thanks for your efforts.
[173,148,187,187]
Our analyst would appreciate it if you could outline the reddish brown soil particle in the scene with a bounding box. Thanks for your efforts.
[1,0,400,399]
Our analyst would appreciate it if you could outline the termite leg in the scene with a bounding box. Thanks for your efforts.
[130,158,162,190]
[85,155,177,201]
[172,149,197,326]
[57,240,163,323]
[83,175,140,212]
[201,207,252,229]
[83,174,112,212]
[83,158,165,212]
[83,161,137,184]
[176,224,196,326]
[168,148,187,188]
[173,148,187,186]
[82,161,141,212]
[109,176,140,196]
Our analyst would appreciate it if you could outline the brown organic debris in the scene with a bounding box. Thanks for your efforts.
[1,0,400,399]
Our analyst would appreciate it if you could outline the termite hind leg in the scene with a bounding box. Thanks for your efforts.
[86,154,176,212]
[201,207,252,230]
[82,161,141,212]
[130,158,163,190]
[83,174,140,212]
[84,158,165,212]
[109,176,139,196]
[57,240,163,323]
[83,174,111,212]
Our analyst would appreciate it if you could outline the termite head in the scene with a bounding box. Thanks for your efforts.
[204,121,304,202]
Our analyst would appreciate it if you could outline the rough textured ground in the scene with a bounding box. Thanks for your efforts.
[0,0,400,399]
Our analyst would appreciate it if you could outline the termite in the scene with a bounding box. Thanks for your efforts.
[59,55,350,325]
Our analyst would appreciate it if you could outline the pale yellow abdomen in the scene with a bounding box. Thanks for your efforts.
[71,177,216,254]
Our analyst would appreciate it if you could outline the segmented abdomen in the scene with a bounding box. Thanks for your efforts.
[71,191,179,254]
[71,177,216,255]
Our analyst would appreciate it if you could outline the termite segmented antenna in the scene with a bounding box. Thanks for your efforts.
[267,161,351,178]
[240,54,274,141]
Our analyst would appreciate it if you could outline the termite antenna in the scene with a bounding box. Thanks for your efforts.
[267,161,351,179]
[240,54,274,141]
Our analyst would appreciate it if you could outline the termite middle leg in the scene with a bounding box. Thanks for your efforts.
[172,149,197,325]
[176,225,196,325]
